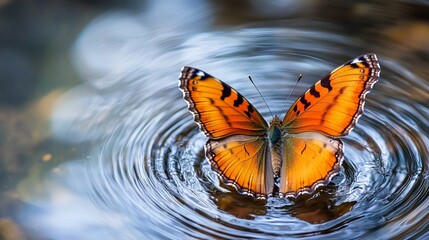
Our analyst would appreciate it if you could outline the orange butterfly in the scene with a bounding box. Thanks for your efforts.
[179,54,380,199]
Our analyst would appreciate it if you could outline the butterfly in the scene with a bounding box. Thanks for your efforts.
[179,54,380,200]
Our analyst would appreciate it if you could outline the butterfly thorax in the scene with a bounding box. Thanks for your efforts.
[268,116,283,177]
[268,116,283,144]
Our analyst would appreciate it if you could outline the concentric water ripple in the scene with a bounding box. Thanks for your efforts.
[20,24,429,239]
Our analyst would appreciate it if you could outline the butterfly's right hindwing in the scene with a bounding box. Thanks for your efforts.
[279,133,343,197]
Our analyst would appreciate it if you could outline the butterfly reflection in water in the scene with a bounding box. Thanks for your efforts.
[179,54,380,200]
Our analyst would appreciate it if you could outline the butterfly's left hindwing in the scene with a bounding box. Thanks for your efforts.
[206,135,274,199]
[179,67,268,139]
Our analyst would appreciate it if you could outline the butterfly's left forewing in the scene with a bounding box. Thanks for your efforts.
[179,67,268,139]
[179,67,273,199]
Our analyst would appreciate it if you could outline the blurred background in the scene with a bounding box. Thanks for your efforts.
[0,0,428,239]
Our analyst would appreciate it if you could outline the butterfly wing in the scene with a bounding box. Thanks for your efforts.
[279,133,343,197]
[179,67,268,139]
[179,67,273,198]
[282,53,380,137]
[206,135,274,199]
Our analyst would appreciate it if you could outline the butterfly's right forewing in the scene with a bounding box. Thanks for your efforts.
[283,54,380,137]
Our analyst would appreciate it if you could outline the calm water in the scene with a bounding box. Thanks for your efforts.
[6,1,429,239]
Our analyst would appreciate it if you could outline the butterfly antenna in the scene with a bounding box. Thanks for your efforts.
[248,75,274,118]
[280,74,303,114]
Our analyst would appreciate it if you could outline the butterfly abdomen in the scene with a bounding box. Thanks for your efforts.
[271,144,282,178]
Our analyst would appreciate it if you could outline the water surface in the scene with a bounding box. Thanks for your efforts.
[8,1,429,239]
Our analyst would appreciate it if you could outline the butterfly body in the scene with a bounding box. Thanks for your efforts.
[179,54,380,199]
[267,116,283,178]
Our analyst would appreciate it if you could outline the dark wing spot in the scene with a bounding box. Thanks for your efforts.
[244,104,254,118]
[333,94,340,102]
[220,82,231,100]
[192,86,197,91]
[320,103,334,124]
[360,59,370,67]
[214,105,232,127]
[208,98,214,104]
[300,143,307,155]
[233,94,244,107]
[244,144,249,156]
[293,104,298,112]
[190,71,198,78]
[320,143,328,153]
[223,144,228,149]
[299,97,311,110]
[332,87,347,102]
[309,85,320,98]
[296,110,300,116]
[350,63,359,68]
[321,75,333,91]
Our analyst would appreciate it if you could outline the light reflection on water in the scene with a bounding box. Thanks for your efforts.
[18,2,429,240]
